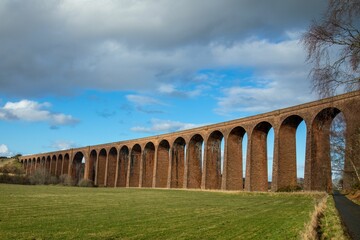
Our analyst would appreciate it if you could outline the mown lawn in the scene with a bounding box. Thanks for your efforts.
[0,184,319,239]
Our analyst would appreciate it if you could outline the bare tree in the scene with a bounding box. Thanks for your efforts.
[329,111,360,189]
[302,0,360,97]
[330,114,346,181]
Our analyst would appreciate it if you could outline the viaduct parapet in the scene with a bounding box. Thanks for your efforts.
[19,91,360,192]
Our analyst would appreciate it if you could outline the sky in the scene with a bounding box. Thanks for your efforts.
[0,0,329,177]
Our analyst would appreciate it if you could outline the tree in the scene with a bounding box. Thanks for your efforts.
[302,0,360,97]
[303,0,360,190]
[330,114,346,181]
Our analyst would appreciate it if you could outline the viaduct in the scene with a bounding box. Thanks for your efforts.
[19,91,360,192]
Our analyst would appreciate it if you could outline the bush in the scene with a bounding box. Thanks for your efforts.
[49,176,60,185]
[0,161,25,175]
[277,185,303,192]
[0,173,30,185]
[78,179,94,187]
[59,174,75,186]
[352,182,360,190]
[29,168,51,185]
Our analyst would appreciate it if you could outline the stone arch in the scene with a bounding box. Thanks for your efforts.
[51,155,57,175]
[41,156,46,168]
[226,126,247,190]
[30,158,36,174]
[24,159,28,174]
[56,154,63,176]
[72,152,85,184]
[27,159,31,174]
[97,148,107,187]
[187,134,204,189]
[142,142,155,188]
[171,137,186,188]
[275,115,305,191]
[88,150,97,182]
[107,147,117,187]
[45,156,51,173]
[247,121,273,191]
[205,130,224,189]
[63,154,70,175]
[129,144,141,187]
[117,146,129,187]
[36,157,41,169]
[309,107,342,192]
[21,159,26,174]
[156,139,170,188]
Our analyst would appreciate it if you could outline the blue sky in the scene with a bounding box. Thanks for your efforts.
[0,0,328,178]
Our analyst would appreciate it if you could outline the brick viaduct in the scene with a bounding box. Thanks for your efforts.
[19,91,360,192]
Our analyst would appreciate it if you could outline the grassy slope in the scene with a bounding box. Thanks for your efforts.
[0,158,15,167]
[0,184,318,240]
[319,195,349,240]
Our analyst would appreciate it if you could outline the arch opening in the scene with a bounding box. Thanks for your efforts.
[56,155,63,176]
[330,113,346,189]
[156,140,170,188]
[310,107,342,192]
[296,121,306,188]
[63,154,69,175]
[72,152,85,185]
[51,155,57,176]
[89,150,97,183]
[36,157,41,170]
[45,156,51,173]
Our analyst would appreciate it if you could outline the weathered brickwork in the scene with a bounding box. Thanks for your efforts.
[20,91,360,192]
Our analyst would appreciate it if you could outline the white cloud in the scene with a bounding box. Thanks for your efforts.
[50,141,77,151]
[215,83,315,116]
[0,100,79,127]
[0,144,9,154]
[212,38,317,116]
[131,119,205,133]
[0,144,11,157]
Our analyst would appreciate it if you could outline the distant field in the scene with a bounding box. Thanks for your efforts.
[0,184,319,239]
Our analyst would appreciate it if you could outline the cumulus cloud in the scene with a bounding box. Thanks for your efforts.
[0,0,326,97]
[0,144,11,156]
[131,119,205,133]
[213,38,317,116]
[0,100,79,127]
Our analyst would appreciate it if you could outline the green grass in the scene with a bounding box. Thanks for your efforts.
[319,195,349,240]
[0,184,319,240]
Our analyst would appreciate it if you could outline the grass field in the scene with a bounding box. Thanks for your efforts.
[0,184,321,239]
